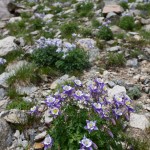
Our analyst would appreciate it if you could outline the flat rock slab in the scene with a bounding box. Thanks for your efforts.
[102,5,124,14]
[129,113,150,130]
[0,36,17,56]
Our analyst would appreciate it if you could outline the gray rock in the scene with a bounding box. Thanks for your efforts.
[0,0,12,20]
[0,88,6,100]
[6,60,28,73]
[129,113,150,130]
[0,72,13,88]
[110,25,124,34]
[2,109,28,124]
[106,12,117,19]
[9,16,22,23]
[0,100,8,111]
[76,38,100,63]
[107,81,116,88]
[106,46,121,52]
[16,85,38,95]
[0,36,18,56]
[34,131,47,141]
[143,24,150,31]
[108,85,126,98]
[126,58,138,67]
[50,75,76,90]
[141,18,150,25]
[0,118,12,149]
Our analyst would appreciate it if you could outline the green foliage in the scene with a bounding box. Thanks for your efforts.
[32,46,61,67]
[7,87,21,99]
[7,63,40,86]
[75,2,94,17]
[106,53,126,67]
[0,65,6,74]
[119,1,129,10]
[127,86,141,100]
[48,103,125,150]
[119,16,135,31]
[80,28,93,37]
[61,22,79,39]
[7,99,34,110]
[92,19,101,28]
[129,49,142,58]
[140,30,150,40]
[97,26,113,41]
[6,20,26,36]
[32,46,90,74]
[55,48,90,73]
[4,49,24,63]
[136,3,150,16]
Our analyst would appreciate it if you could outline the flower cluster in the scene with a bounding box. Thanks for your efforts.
[99,20,111,28]
[0,58,6,65]
[31,78,134,149]
[36,37,76,59]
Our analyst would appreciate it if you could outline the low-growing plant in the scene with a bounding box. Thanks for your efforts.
[80,28,93,37]
[97,26,114,41]
[7,63,40,86]
[136,3,150,17]
[127,86,141,100]
[119,16,135,31]
[92,19,101,28]
[32,46,90,74]
[4,49,24,63]
[119,1,129,10]
[75,2,94,17]
[31,78,134,149]
[106,53,126,67]
[7,99,34,110]
[129,49,142,58]
[61,22,79,39]
[55,48,90,73]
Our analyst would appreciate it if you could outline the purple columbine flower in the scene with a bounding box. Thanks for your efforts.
[43,135,53,150]
[49,106,60,117]
[92,102,102,112]
[80,136,98,150]
[84,120,98,133]
[74,79,82,86]
[45,96,56,106]
[74,90,84,100]
[113,108,123,119]
[29,106,38,114]
[63,85,73,95]
[89,84,97,93]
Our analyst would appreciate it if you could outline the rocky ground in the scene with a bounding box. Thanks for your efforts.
[0,0,150,149]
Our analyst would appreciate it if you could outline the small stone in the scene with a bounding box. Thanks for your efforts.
[43,14,54,22]
[126,58,138,67]
[107,81,116,88]
[33,142,44,150]
[34,131,47,141]
[9,17,22,23]
[129,113,150,130]
[106,46,121,52]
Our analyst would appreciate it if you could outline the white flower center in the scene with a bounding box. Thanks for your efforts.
[82,139,92,147]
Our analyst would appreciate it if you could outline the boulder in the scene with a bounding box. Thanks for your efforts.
[108,85,126,97]
[0,0,12,20]
[0,36,18,56]
[102,5,124,14]
[1,109,28,124]
[129,113,150,130]
[0,118,12,149]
